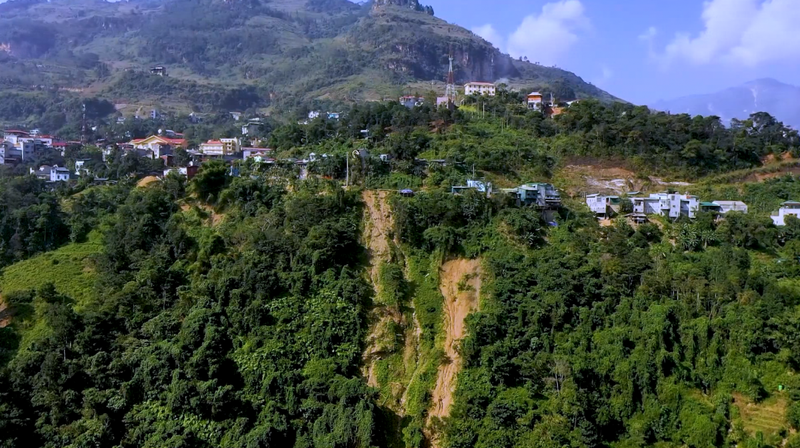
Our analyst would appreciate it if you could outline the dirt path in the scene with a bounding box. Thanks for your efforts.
[362,190,393,286]
[361,190,401,388]
[0,298,11,328]
[428,258,482,425]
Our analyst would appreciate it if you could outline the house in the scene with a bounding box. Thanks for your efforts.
[200,138,239,156]
[50,166,71,182]
[464,82,496,96]
[526,92,544,109]
[700,201,748,215]
[436,96,449,107]
[30,165,52,180]
[241,119,263,136]
[399,96,425,108]
[150,109,161,120]
[163,165,200,179]
[243,147,274,162]
[230,112,243,121]
[771,202,800,226]
[150,66,167,76]
[507,183,561,208]
[452,180,492,195]
[129,135,187,159]
[632,193,699,219]
[74,159,92,175]
[586,194,621,219]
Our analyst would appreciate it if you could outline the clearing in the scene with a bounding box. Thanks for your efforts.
[0,232,103,308]
[0,299,10,328]
[361,190,406,389]
[427,258,482,442]
[136,176,160,188]
[732,393,789,437]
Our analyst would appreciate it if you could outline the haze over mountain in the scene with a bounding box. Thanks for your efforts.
[0,0,618,123]
[652,78,800,129]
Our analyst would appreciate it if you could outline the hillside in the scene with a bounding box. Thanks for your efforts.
[652,78,800,129]
[2,88,800,448]
[0,0,619,124]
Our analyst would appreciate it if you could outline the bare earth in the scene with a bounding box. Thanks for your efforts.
[136,176,160,188]
[361,190,401,388]
[428,259,482,427]
[362,190,393,286]
[0,299,11,328]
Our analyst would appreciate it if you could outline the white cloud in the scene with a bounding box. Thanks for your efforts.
[656,0,800,67]
[472,24,505,51]
[592,65,613,87]
[638,26,657,42]
[475,0,589,67]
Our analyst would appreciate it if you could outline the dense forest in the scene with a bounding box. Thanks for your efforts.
[2,92,800,447]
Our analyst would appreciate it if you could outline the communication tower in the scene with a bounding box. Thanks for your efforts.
[445,48,457,110]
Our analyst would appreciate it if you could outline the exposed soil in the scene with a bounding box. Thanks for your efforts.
[136,176,160,188]
[361,190,403,389]
[362,190,394,286]
[752,165,800,182]
[428,258,482,437]
[0,298,11,328]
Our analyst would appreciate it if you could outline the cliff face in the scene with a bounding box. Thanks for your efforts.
[351,8,519,84]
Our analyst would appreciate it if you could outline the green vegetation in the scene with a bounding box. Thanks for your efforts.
[0,231,102,306]
[0,0,617,128]
[2,88,800,448]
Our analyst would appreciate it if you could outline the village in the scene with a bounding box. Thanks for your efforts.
[1,78,797,228]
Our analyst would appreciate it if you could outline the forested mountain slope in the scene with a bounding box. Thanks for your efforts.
[0,0,617,128]
[2,95,800,447]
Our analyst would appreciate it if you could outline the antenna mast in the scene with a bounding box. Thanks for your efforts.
[445,46,457,110]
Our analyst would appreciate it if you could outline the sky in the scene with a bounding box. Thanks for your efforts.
[425,0,800,105]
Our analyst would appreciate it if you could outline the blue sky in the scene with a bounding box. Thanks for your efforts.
[426,0,800,104]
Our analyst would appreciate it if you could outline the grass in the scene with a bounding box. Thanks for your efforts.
[0,231,103,307]
[732,393,789,437]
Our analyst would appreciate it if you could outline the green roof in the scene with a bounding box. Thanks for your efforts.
[700,202,719,207]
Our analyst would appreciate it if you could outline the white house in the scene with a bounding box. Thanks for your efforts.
[74,159,92,176]
[586,194,621,219]
[701,201,748,215]
[464,82,496,96]
[633,193,699,219]
[772,202,800,226]
[50,166,71,182]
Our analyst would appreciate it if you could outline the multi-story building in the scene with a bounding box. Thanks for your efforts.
[526,91,544,109]
[507,183,561,209]
[200,138,239,156]
[464,82,496,96]
[632,193,699,219]
[586,194,621,219]
[129,135,187,159]
[772,202,800,226]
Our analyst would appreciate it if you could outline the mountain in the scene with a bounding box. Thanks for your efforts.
[652,78,800,129]
[0,0,619,123]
